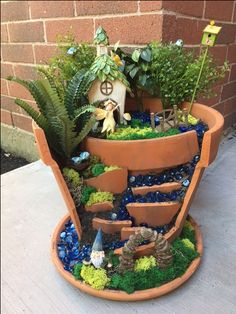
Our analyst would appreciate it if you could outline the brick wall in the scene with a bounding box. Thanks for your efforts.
[1,0,236,134]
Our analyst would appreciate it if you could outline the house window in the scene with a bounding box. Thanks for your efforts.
[100,81,113,96]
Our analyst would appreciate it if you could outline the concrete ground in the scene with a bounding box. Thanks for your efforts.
[1,135,236,314]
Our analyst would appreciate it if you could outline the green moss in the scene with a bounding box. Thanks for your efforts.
[81,185,97,205]
[80,265,110,290]
[134,255,156,272]
[107,127,180,141]
[86,191,113,206]
[130,119,150,129]
[182,238,195,250]
[91,163,105,177]
[181,221,196,245]
[62,168,82,187]
[73,263,83,280]
[104,165,120,172]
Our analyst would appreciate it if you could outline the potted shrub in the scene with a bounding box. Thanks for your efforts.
[8,22,227,300]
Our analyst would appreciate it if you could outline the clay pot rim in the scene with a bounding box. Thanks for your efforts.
[51,214,203,301]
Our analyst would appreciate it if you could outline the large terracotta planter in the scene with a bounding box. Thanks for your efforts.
[33,100,223,301]
[51,214,203,301]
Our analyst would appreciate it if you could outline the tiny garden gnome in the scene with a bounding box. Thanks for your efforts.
[90,228,105,268]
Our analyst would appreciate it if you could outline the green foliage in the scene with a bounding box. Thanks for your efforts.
[7,72,96,165]
[90,54,130,90]
[107,127,180,140]
[81,155,101,178]
[80,265,110,290]
[130,118,150,129]
[81,185,97,205]
[39,33,95,93]
[91,163,106,177]
[94,26,109,45]
[73,263,83,280]
[134,255,157,272]
[148,42,229,108]
[62,168,82,187]
[86,191,114,206]
[104,165,120,172]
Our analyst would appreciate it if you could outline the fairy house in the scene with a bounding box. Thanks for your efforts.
[88,27,130,123]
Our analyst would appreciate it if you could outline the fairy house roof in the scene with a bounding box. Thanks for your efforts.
[89,54,131,92]
[94,26,109,46]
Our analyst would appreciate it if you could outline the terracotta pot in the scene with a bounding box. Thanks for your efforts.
[84,167,128,194]
[33,101,223,246]
[51,214,203,301]
[84,201,113,213]
[126,202,181,227]
[132,182,182,195]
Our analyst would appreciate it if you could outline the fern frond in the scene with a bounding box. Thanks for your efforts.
[73,105,95,121]
[14,99,49,131]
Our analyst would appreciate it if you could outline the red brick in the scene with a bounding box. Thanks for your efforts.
[95,15,162,44]
[162,14,177,42]
[1,1,29,22]
[205,1,234,21]
[1,63,14,79]
[229,64,236,81]
[227,44,236,64]
[8,21,44,43]
[197,85,221,107]
[1,109,13,125]
[217,23,236,45]
[140,1,162,12]
[222,97,236,115]
[1,24,8,43]
[163,1,204,17]
[175,18,203,45]
[221,81,236,101]
[12,113,33,132]
[45,19,93,43]
[234,3,236,22]
[212,102,224,115]
[1,95,22,114]
[1,78,8,95]
[34,45,58,64]
[29,1,74,19]
[1,44,34,63]
[8,81,34,102]
[14,64,39,80]
[76,1,137,15]
[224,112,236,129]
[209,46,228,66]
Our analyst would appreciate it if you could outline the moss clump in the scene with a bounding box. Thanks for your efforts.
[81,185,97,205]
[182,239,195,251]
[134,256,156,272]
[73,263,83,280]
[104,165,120,172]
[91,163,105,177]
[107,127,180,141]
[130,119,150,129]
[181,221,196,245]
[62,168,82,187]
[80,265,110,290]
[86,191,113,206]
[82,155,101,178]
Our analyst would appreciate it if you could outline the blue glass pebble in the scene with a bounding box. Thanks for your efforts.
[182,179,190,187]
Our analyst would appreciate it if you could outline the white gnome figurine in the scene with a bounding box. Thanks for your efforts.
[90,228,105,268]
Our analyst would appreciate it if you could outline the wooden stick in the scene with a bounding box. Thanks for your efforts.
[150,112,155,130]
[159,117,165,132]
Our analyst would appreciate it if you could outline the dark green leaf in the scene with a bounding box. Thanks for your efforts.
[141,49,151,62]
[129,66,139,79]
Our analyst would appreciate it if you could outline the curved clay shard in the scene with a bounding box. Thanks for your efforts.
[132,182,182,195]
[126,202,181,227]
[84,168,128,194]
[84,201,113,213]
[92,217,132,234]
[84,131,199,171]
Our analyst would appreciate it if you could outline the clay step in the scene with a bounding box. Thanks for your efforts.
[131,182,182,195]
[92,217,132,234]
[120,226,177,241]
[84,201,113,213]
[126,202,181,227]
[84,168,128,194]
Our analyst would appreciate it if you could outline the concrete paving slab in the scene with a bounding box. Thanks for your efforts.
[1,136,236,314]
